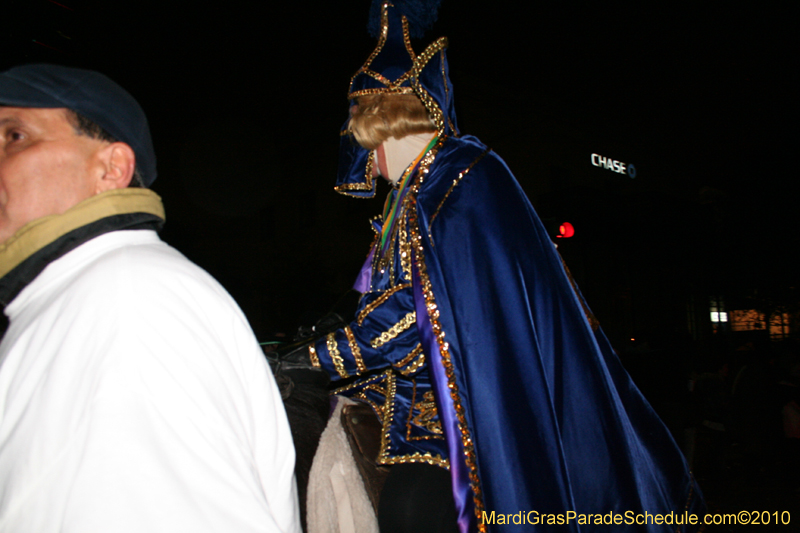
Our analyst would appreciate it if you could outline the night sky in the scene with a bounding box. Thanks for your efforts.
[3,0,796,341]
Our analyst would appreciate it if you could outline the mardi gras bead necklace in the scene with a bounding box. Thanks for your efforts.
[377,135,439,260]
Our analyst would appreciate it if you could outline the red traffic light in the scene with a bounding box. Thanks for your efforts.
[557,222,575,238]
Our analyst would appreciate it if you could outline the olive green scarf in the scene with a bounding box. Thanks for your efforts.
[0,188,165,306]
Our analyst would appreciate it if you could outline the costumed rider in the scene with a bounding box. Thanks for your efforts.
[300,2,705,532]
[0,64,300,532]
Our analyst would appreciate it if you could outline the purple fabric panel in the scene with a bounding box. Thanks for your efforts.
[352,246,375,294]
[412,258,475,533]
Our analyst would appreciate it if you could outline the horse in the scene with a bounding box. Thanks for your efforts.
[265,313,387,533]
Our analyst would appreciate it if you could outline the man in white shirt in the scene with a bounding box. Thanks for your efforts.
[0,63,301,533]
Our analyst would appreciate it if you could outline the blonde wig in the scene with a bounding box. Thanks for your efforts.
[348,93,437,150]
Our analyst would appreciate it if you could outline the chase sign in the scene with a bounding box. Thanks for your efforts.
[591,153,636,178]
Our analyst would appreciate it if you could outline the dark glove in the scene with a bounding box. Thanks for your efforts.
[265,339,329,392]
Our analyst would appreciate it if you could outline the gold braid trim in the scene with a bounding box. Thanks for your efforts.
[349,3,389,90]
[401,15,416,60]
[348,87,415,97]
[371,312,416,349]
[333,153,376,198]
[330,371,448,469]
[331,371,386,395]
[308,344,320,368]
[409,37,448,134]
[406,157,486,529]
[326,333,349,378]
[399,352,425,376]
[411,390,443,435]
[357,283,411,325]
[399,216,413,281]
[344,326,367,373]
[394,344,425,376]
[361,68,394,86]
[376,371,397,460]
[394,343,423,368]
[377,452,449,468]
[410,37,449,79]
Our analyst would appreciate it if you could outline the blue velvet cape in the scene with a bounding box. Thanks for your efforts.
[402,134,704,532]
[330,4,703,529]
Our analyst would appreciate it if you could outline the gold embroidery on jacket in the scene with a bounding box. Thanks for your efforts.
[394,344,425,377]
[378,452,449,468]
[371,312,416,348]
[333,371,392,423]
[377,371,396,457]
[330,370,448,468]
[344,326,367,373]
[364,382,390,419]
[394,343,423,368]
[327,333,349,378]
[357,283,411,325]
[373,206,399,282]
[398,219,412,281]
[411,390,443,435]
[349,392,383,421]
[308,344,320,368]
[400,352,425,376]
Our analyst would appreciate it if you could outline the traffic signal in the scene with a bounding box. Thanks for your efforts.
[556,222,575,239]
[542,218,575,242]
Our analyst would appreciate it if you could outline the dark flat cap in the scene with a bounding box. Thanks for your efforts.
[0,64,157,186]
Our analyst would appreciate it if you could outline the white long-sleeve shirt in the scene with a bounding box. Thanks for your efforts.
[0,229,300,532]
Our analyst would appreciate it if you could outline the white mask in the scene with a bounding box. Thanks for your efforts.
[378,133,436,185]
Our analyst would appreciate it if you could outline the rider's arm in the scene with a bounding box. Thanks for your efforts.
[309,283,423,380]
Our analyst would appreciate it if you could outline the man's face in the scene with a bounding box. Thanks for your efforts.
[0,107,109,243]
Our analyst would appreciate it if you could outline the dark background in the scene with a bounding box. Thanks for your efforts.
[4,0,795,341]
[4,0,799,521]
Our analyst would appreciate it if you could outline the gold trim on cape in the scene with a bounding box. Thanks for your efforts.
[405,141,486,527]
[334,151,376,198]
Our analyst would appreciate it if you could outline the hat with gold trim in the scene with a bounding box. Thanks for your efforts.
[335,0,458,198]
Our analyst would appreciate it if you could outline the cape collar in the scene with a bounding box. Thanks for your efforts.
[0,188,165,307]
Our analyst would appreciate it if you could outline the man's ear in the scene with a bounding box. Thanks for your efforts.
[95,142,135,193]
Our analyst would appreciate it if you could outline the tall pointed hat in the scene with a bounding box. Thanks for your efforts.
[335,0,458,198]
